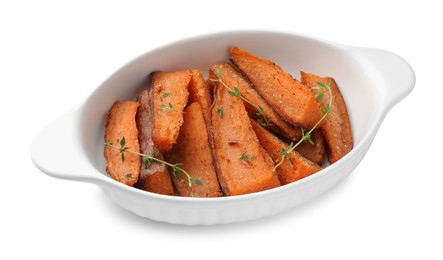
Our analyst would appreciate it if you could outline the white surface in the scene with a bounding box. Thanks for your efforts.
[1,0,441,258]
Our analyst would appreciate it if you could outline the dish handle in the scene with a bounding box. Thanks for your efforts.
[31,107,100,184]
[353,47,415,109]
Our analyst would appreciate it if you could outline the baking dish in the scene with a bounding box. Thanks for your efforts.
[31,31,415,225]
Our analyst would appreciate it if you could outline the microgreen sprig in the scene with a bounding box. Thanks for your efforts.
[210,66,273,128]
[105,137,203,187]
[273,80,333,172]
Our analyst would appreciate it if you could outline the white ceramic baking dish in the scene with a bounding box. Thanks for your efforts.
[31,31,415,225]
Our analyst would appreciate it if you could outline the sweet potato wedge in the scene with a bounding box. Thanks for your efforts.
[104,101,140,186]
[230,47,323,129]
[211,80,280,196]
[136,90,174,195]
[209,62,302,141]
[295,128,325,164]
[167,102,222,197]
[151,70,191,155]
[250,119,322,185]
[300,71,353,163]
[188,70,213,133]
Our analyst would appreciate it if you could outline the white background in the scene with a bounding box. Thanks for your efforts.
[1,0,441,259]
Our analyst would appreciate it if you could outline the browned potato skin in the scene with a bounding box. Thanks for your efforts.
[209,62,302,141]
[151,70,191,155]
[167,103,222,197]
[230,47,323,129]
[136,90,174,195]
[104,101,140,186]
[300,72,353,163]
[250,119,322,185]
[211,80,280,196]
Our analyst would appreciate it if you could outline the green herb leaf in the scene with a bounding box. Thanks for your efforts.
[317,81,329,89]
[315,92,324,102]
[307,138,315,145]
[120,137,126,147]
[161,92,171,98]
[287,158,294,168]
[144,157,154,169]
[160,103,172,110]
[279,148,289,157]
[322,103,330,116]
[228,89,239,97]
[217,107,223,118]
[228,87,241,97]
[257,106,265,116]
[194,179,204,186]
[215,66,222,79]
[257,117,272,128]
[240,151,256,161]
[160,102,180,114]
[121,152,125,162]
[172,168,180,179]
[303,132,311,142]
[257,118,265,127]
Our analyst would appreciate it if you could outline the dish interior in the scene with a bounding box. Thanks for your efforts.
[79,32,381,187]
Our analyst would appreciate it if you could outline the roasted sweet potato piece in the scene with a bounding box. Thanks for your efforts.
[167,103,222,197]
[151,70,191,154]
[230,47,323,129]
[300,71,353,163]
[211,81,280,196]
[136,90,174,195]
[209,62,301,141]
[104,101,140,186]
[250,119,322,185]
[188,70,213,134]
[295,129,325,164]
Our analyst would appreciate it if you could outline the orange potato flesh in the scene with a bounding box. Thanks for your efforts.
[151,70,191,155]
[104,101,140,186]
[211,80,280,196]
[230,47,322,129]
[167,102,222,197]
